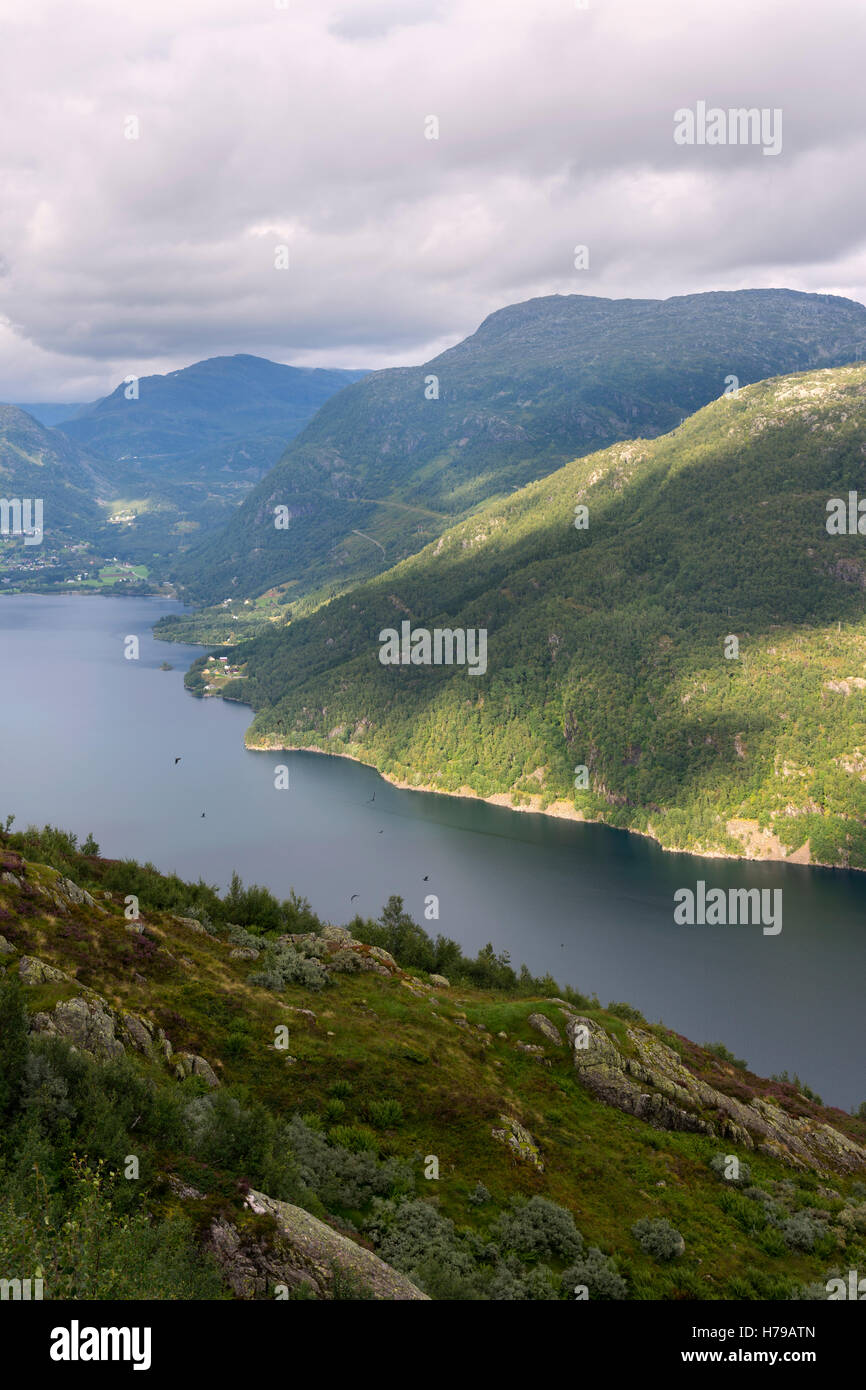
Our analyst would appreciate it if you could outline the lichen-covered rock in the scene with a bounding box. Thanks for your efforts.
[204,1189,429,1300]
[367,945,398,970]
[321,926,354,943]
[173,916,215,936]
[31,995,126,1060]
[429,974,450,988]
[491,1115,544,1171]
[121,1012,159,1056]
[0,936,16,955]
[18,955,72,985]
[55,875,98,909]
[528,1012,562,1046]
[282,1006,317,1026]
[174,1052,220,1087]
[562,1014,866,1174]
[230,947,260,960]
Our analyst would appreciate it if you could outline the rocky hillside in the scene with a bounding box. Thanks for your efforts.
[1,833,864,1300]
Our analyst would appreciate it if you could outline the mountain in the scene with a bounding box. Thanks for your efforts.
[13,402,86,427]
[59,354,368,485]
[173,289,866,606]
[0,405,106,546]
[190,362,866,871]
[1,824,863,1301]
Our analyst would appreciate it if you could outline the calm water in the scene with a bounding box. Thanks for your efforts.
[1,593,864,1109]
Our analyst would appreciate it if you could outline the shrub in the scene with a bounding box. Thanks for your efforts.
[561,1247,628,1300]
[493,1196,583,1261]
[364,1099,403,1130]
[284,1117,413,1210]
[780,1212,826,1252]
[607,1001,646,1023]
[631,1217,684,1261]
[328,949,362,974]
[249,944,328,992]
[328,1124,378,1154]
[705,1042,748,1070]
[366,1198,482,1298]
[468,1182,491,1207]
[709,1152,751,1186]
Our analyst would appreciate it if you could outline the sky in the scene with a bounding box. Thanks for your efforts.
[1,0,865,401]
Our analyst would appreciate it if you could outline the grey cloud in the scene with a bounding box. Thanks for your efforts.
[1,0,864,399]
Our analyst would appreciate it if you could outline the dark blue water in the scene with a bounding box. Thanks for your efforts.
[1,593,864,1109]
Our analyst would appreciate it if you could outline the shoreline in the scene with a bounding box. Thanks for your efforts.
[244,734,847,874]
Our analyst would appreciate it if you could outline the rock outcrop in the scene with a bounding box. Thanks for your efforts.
[528,1012,563,1046]
[559,1009,866,1175]
[204,1188,429,1300]
[491,1114,544,1171]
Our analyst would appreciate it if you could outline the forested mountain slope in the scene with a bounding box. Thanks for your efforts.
[194,364,866,870]
[173,289,866,604]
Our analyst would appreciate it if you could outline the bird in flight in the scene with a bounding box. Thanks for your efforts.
[367,792,375,803]
[350,893,359,902]
[422,875,429,881]
[174,757,182,765]
[201,812,206,818]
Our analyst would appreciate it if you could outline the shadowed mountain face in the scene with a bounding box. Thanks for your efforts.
[174,289,866,604]
[58,354,368,484]
[0,405,106,543]
[202,362,866,870]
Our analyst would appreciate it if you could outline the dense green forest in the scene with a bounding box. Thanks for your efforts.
[186,364,866,869]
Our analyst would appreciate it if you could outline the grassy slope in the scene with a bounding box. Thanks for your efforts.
[1,841,865,1300]
[199,365,866,869]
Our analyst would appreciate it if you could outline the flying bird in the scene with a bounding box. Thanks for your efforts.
[367,792,375,803]
[201,812,206,818]
[350,894,359,902]
[422,875,429,882]
[174,757,182,765]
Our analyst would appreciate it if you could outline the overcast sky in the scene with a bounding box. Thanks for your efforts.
[1,0,865,400]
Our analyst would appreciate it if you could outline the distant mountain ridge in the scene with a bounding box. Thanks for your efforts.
[58,354,368,484]
[0,356,368,568]
[0,405,106,544]
[174,288,866,605]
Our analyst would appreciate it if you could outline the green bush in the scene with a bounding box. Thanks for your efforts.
[561,1247,628,1299]
[631,1217,684,1261]
[780,1212,826,1252]
[364,1099,403,1130]
[249,944,328,992]
[493,1196,584,1261]
[328,1124,378,1154]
